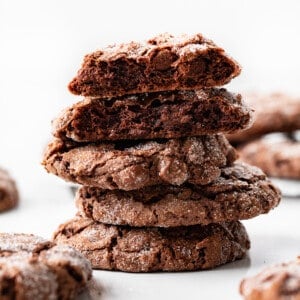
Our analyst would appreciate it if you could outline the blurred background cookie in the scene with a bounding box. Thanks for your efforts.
[240,256,300,300]
[0,168,19,212]
[227,92,300,198]
[227,93,300,144]
[238,133,300,180]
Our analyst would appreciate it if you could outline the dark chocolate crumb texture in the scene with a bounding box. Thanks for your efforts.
[42,134,237,190]
[53,217,250,272]
[76,162,281,227]
[68,33,241,98]
[53,88,253,142]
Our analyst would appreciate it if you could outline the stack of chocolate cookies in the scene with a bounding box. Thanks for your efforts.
[43,33,281,272]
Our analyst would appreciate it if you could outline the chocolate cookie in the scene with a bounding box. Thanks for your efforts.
[68,33,241,98]
[0,233,92,300]
[76,162,280,227]
[227,93,300,144]
[0,168,19,212]
[238,136,300,179]
[53,217,250,272]
[53,88,253,142]
[42,135,237,190]
[240,257,300,300]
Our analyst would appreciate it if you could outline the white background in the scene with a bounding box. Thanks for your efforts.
[1,1,300,299]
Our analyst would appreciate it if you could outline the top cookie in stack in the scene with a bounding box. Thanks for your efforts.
[68,33,241,98]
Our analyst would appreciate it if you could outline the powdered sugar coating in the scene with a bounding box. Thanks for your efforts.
[53,217,250,272]
[42,134,237,191]
[0,233,92,300]
[0,253,57,300]
[0,233,50,253]
[41,244,92,283]
[75,162,281,227]
[92,33,216,61]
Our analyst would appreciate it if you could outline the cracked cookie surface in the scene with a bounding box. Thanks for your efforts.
[68,33,241,98]
[53,217,250,272]
[0,168,19,212]
[76,162,281,227]
[0,233,92,300]
[42,134,237,190]
[53,88,252,142]
[240,257,300,300]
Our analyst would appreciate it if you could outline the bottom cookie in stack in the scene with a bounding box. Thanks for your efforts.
[53,163,280,272]
[54,218,249,272]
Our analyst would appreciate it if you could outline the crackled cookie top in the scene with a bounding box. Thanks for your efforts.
[0,233,92,300]
[54,218,250,272]
[42,134,237,190]
[76,162,280,227]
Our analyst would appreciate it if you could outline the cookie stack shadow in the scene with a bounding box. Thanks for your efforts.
[42,33,281,272]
